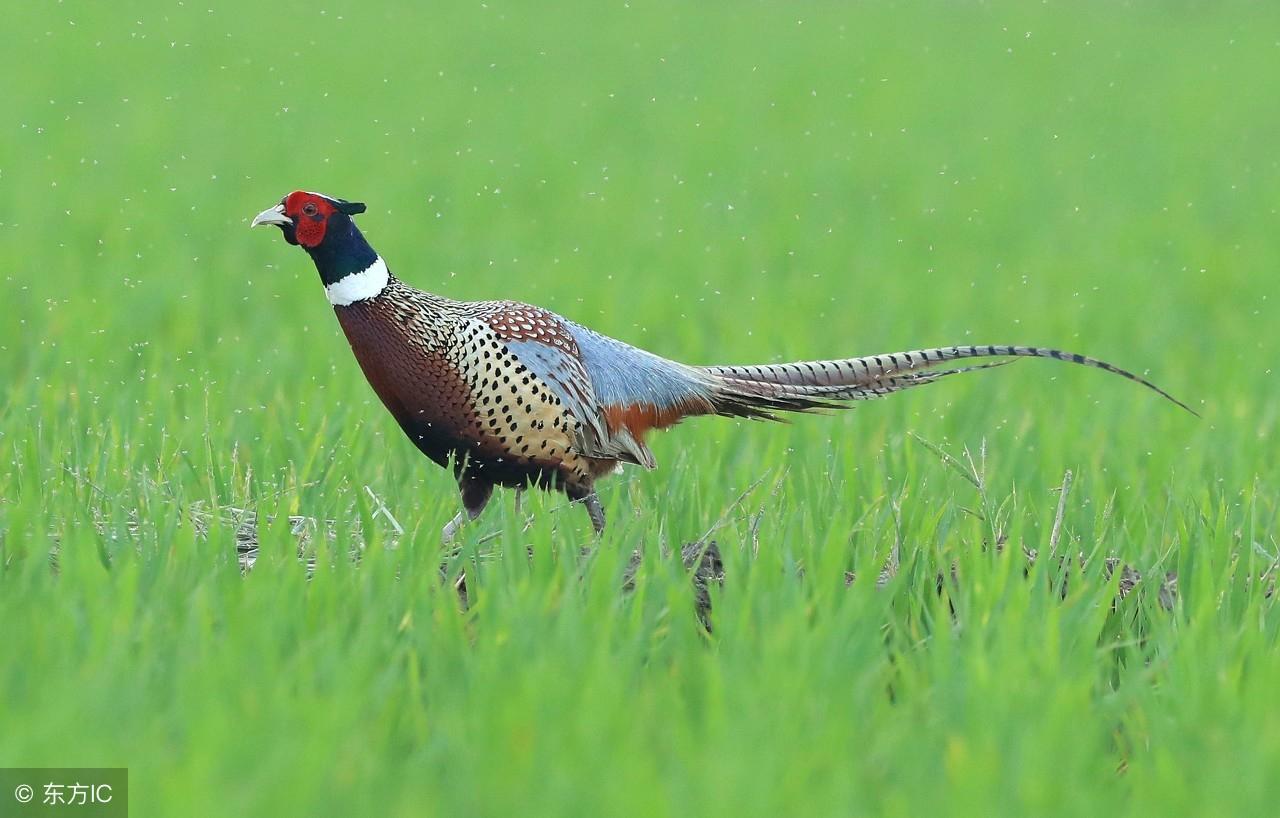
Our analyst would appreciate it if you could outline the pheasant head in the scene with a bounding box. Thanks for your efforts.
[252,191,386,303]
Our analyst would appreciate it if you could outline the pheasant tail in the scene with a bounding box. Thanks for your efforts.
[701,345,1197,418]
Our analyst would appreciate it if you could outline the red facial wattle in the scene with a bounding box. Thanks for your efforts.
[284,191,337,248]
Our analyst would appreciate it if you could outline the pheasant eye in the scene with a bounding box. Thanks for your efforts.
[302,202,319,217]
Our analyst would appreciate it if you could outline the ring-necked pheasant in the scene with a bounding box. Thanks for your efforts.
[252,190,1194,540]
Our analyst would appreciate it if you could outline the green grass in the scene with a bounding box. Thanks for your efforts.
[2,1,1278,815]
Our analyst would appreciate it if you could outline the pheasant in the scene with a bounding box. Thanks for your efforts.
[252,190,1193,540]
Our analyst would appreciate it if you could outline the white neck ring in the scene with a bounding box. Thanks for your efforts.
[325,257,389,306]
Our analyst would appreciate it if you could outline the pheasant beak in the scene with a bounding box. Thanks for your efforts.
[251,203,292,228]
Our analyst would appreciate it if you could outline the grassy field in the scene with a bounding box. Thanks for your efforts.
[2,1,1278,815]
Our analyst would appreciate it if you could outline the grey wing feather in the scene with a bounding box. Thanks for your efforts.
[565,322,717,413]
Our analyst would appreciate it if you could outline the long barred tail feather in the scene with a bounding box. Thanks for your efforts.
[716,360,1013,405]
[703,362,1019,420]
[701,345,1196,418]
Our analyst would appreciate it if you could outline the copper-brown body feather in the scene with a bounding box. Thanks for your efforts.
[335,280,611,506]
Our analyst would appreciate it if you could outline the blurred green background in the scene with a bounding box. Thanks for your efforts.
[1,2,1277,816]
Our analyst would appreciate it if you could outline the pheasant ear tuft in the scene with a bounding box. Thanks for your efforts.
[337,200,366,216]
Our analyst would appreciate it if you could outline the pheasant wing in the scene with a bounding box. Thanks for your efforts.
[480,304,654,466]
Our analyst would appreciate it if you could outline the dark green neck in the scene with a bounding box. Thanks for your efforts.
[305,215,379,285]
